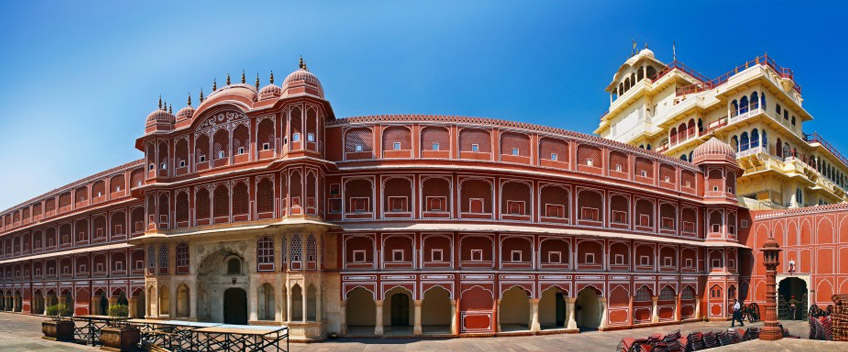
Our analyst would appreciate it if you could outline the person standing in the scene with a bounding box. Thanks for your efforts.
[788,296,799,320]
[731,299,745,327]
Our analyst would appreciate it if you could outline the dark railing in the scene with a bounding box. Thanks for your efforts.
[673,53,802,96]
[805,132,848,169]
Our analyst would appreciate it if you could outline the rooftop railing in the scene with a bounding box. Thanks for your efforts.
[674,53,802,97]
[805,132,848,169]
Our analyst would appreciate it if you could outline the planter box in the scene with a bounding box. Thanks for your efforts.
[100,325,140,352]
[42,320,75,342]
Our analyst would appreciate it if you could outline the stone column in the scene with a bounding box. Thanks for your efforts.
[301,281,308,324]
[286,283,292,323]
[169,283,177,318]
[413,299,423,335]
[529,298,541,332]
[339,300,347,335]
[43,293,49,316]
[450,299,458,335]
[566,297,577,330]
[189,279,198,320]
[316,283,323,321]
[675,294,682,322]
[651,296,659,323]
[248,284,259,322]
[598,297,608,330]
[495,298,501,332]
[128,297,138,318]
[374,300,384,335]
[694,294,701,320]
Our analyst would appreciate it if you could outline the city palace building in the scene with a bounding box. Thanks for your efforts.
[596,45,848,210]
[0,54,846,341]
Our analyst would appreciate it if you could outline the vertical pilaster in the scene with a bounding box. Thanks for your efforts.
[374,299,384,335]
[529,298,540,332]
[651,295,659,323]
[598,297,608,330]
[128,297,137,318]
[339,300,347,335]
[413,299,422,335]
[566,297,577,330]
[450,299,458,335]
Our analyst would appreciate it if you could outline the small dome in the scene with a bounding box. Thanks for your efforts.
[258,84,282,101]
[282,60,323,98]
[692,137,736,164]
[638,47,655,58]
[175,106,195,122]
[145,108,175,133]
[146,109,175,124]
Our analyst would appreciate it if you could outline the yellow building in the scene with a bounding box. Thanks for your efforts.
[595,46,848,209]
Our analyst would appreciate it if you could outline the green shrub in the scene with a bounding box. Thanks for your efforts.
[46,304,71,320]
[107,304,128,318]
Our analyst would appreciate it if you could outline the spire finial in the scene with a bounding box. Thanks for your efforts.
[213,78,217,91]
[163,99,167,111]
[269,70,275,84]
[299,55,307,70]
[241,70,246,84]
[169,104,173,114]
[255,72,260,89]
[644,42,648,49]
[226,73,231,86]
[631,38,637,56]
[187,93,192,107]
[200,88,205,102]
[672,41,677,61]
[158,95,162,110]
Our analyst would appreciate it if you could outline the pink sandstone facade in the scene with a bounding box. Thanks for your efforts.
[0,62,836,340]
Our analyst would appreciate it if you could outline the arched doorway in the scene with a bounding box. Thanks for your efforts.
[196,249,248,322]
[13,291,22,312]
[499,286,530,332]
[575,287,601,331]
[779,277,808,320]
[257,283,275,321]
[421,286,451,334]
[98,291,108,316]
[345,287,376,334]
[32,290,44,314]
[134,289,145,319]
[223,288,247,324]
[60,290,74,316]
[539,286,567,329]
[176,284,190,317]
[384,286,413,333]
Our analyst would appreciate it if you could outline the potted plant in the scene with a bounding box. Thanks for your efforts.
[42,303,74,342]
[99,304,139,352]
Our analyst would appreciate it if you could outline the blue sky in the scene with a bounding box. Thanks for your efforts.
[0,0,846,210]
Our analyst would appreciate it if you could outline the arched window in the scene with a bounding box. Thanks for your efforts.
[176,242,189,268]
[306,234,317,262]
[158,245,169,274]
[730,136,739,152]
[227,258,241,275]
[751,92,759,109]
[750,129,759,148]
[761,130,768,149]
[730,100,739,117]
[796,188,804,205]
[257,236,274,270]
[680,154,688,161]
[688,151,693,161]
[646,144,652,150]
[290,235,302,263]
[739,96,749,114]
[697,119,703,132]
[740,132,749,151]
[761,92,766,110]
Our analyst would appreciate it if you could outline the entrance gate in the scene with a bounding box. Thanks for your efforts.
[223,288,247,325]
[391,293,409,326]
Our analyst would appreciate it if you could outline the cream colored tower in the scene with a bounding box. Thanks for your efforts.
[596,46,848,209]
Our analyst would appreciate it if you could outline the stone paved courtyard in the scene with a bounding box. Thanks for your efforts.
[0,312,845,351]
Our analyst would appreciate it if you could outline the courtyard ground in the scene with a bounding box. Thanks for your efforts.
[0,312,845,351]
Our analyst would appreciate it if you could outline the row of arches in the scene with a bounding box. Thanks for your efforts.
[729,91,766,117]
[1,166,141,236]
[668,118,703,146]
[145,104,323,178]
[730,128,768,153]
